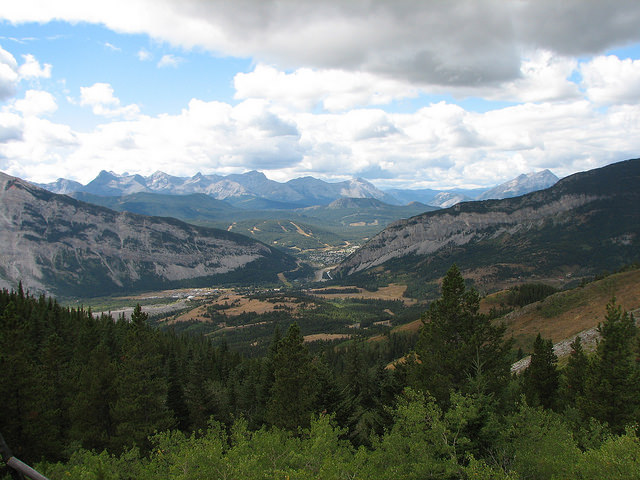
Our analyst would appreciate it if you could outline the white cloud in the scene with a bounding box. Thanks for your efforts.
[13,90,57,117]
[79,82,140,119]
[4,89,640,187]
[18,54,52,79]
[581,55,640,105]
[137,48,152,61]
[104,42,121,52]
[0,46,19,100]
[234,64,418,111]
[2,3,640,188]
[0,109,77,181]
[476,50,581,103]
[157,54,182,68]
[3,1,640,89]
[0,110,23,143]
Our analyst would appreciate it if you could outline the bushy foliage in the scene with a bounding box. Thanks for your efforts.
[506,283,559,307]
[3,270,640,479]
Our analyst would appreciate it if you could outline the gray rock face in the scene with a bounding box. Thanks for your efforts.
[430,191,473,208]
[336,194,595,275]
[0,172,292,296]
[478,170,559,200]
[333,159,640,279]
[38,170,397,207]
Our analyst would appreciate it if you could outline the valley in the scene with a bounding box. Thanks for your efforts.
[3,159,640,480]
[76,280,424,355]
[3,158,639,356]
[70,264,640,366]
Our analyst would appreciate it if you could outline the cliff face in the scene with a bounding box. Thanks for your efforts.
[334,159,640,282]
[0,172,294,297]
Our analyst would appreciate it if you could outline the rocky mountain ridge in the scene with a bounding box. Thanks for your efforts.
[38,170,398,207]
[37,168,559,209]
[0,172,295,297]
[478,169,559,200]
[333,159,640,287]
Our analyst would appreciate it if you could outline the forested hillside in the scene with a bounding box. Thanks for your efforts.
[2,266,640,479]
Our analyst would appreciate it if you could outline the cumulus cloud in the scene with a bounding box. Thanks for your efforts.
[0,46,19,100]
[234,64,418,111]
[157,54,183,68]
[3,1,640,89]
[0,47,53,102]
[475,50,581,103]
[0,124,23,143]
[18,54,52,79]
[581,55,640,105]
[2,2,640,187]
[14,90,57,117]
[79,83,141,118]
[5,90,640,187]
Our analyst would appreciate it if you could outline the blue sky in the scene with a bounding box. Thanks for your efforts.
[1,21,253,127]
[2,1,640,189]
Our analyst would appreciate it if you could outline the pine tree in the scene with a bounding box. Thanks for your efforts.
[130,303,148,326]
[410,264,512,405]
[561,335,588,408]
[110,307,174,451]
[580,298,639,432]
[267,322,319,430]
[69,343,117,450]
[166,352,190,432]
[522,333,559,409]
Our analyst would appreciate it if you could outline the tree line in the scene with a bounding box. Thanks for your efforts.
[2,264,640,479]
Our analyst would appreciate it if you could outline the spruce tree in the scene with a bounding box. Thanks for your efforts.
[166,352,190,432]
[522,333,559,409]
[267,322,319,430]
[69,343,117,450]
[110,306,174,451]
[580,298,639,432]
[561,335,588,408]
[410,264,512,405]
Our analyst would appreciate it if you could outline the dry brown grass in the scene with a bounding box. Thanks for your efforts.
[167,292,303,324]
[374,269,640,359]
[303,333,351,343]
[501,269,640,352]
[170,305,210,324]
[310,283,417,305]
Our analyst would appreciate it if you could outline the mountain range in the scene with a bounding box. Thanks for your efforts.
[66,191,436,262]
[0,172,296,297]
[1,159,634,298]
[477,169,560,200]
[38,170,398,207]
[37,169,559,209]
[333,159,640,292]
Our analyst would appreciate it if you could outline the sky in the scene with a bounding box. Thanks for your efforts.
[1,1,640,190]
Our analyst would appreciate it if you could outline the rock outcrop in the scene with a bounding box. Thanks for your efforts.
[333,159,640,283]
[0,172,294,296]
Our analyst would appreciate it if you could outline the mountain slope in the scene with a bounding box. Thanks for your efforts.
[383,187,487,206]
[40,170,397,207]
[71,191,241,221]
[430,191,473,208]
[478,169,559,200]
[0,172,296,297]
[333,159,640,289]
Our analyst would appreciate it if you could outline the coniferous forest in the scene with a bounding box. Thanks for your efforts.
[2,265,640,479]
